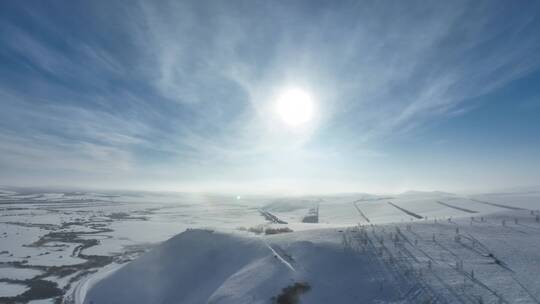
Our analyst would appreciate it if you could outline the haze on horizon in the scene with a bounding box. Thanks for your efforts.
[1,1,540,194]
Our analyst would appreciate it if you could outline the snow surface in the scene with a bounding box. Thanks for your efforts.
[82,191,540,304]
[0,281,28,297]
[1,187,539,303]
[83,229,403,304]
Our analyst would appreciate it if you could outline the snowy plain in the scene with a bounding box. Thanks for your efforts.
[0,187,539,303]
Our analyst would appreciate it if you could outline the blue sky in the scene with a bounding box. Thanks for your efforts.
[0,0,539,194]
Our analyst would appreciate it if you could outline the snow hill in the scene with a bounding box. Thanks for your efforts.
[82,229,404,304]
[76,190,540,303]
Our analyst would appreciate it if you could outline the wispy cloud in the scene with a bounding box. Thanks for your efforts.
[0,0,539,191]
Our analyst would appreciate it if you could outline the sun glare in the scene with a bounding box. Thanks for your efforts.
[276,88,314,127]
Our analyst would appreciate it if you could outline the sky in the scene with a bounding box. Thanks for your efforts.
[1,0,540,194]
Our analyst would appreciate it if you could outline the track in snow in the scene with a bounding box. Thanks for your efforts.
[387,202,423,219]
[436,201,478,214]
[352,201,371,223]
[264,242,296,272]
[469,198,527,211]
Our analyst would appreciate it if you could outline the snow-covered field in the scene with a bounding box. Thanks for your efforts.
[1,187,539,303]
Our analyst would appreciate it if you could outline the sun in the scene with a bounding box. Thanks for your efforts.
[275,88,314,127]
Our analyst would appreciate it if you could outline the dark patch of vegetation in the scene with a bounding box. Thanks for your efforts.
[241,225,293,235]
[265,227,293,235]
[272,282,311,304]
[0,279,62,304]
[248,225,264,234]
[108,212,147,221]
